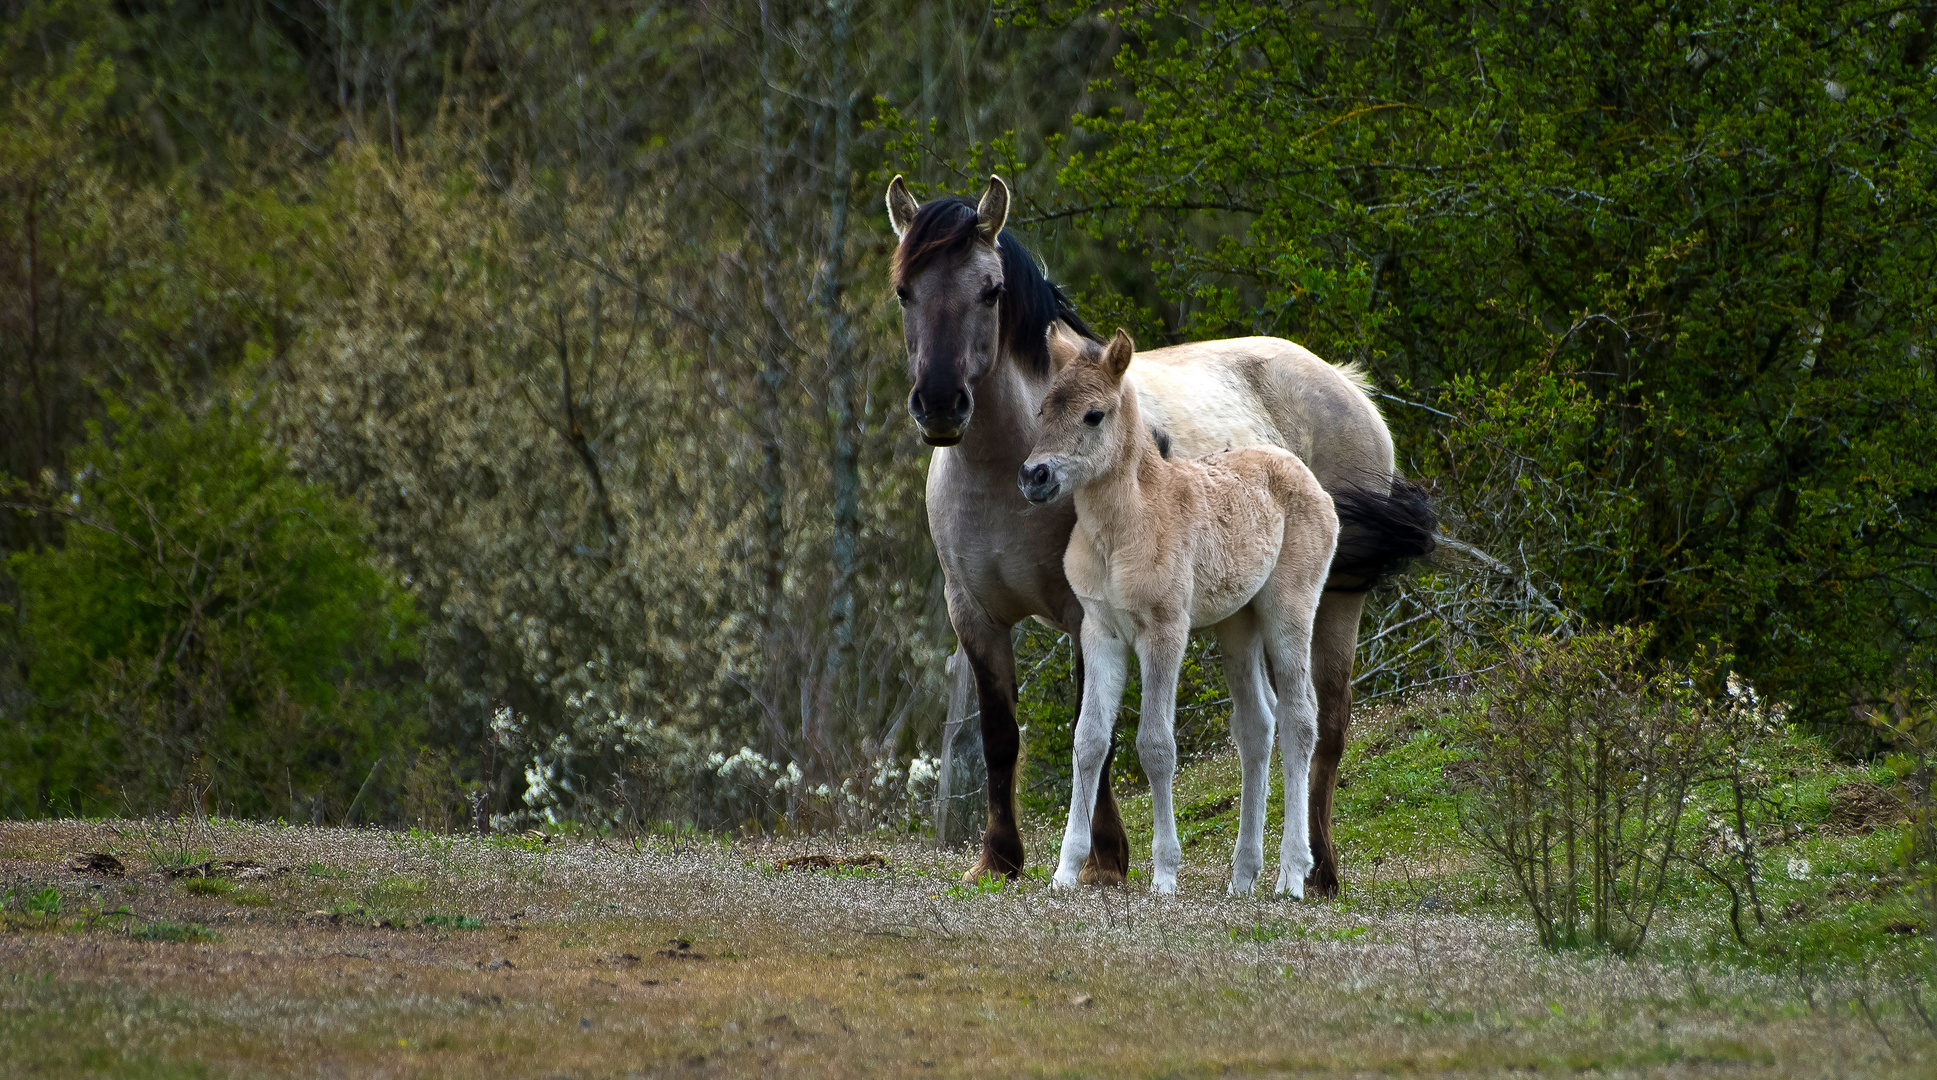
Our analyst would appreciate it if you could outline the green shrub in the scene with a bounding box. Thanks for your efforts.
[1456,630,1723,953]
[3,392,424,819]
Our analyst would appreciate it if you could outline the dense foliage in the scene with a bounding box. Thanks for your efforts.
[2,395,420,818]
[1034,0,1937,728]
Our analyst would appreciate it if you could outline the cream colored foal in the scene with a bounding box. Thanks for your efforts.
[1019,330,1339,896]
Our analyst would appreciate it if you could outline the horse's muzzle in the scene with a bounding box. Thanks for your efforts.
[910,387,971,447]
[1018,460,1063,504]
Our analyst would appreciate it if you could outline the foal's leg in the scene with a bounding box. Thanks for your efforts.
[1135,623,1189,894]
[949,599,1025,881]
[1066,604,1130,887]
[1215,610,1274,894]
[1054,622,1128,888]
[1305,590,1367,898]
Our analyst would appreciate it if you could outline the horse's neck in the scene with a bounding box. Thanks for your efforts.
[953,349,1050,472]
[1074,388,1167,551]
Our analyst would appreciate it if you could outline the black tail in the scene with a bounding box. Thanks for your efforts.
[1326,475,1438,592]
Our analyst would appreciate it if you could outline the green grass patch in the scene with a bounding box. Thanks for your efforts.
[423,914,484,930]
[131,921,219,943]
[182,877,235,897]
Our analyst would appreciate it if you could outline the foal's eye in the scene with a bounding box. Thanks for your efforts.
[1083,408,1106,427]
[981,284,1004,306]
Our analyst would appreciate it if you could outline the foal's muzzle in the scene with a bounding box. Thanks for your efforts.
[908,387,973,447]
[1018,459,1064,505]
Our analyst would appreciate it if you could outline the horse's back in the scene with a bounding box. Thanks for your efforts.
[1130,336,1394,489]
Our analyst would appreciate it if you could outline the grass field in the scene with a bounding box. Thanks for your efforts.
[3,707,1934,1077]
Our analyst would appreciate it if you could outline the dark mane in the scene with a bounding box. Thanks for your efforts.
[892,195,1099,374]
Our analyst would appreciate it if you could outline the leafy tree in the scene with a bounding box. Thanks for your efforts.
[1040,0,1937,725]
[3,393,421,819]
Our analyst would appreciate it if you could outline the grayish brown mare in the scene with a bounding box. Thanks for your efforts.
[887,175,1435,892]
[1023,329,1340,895]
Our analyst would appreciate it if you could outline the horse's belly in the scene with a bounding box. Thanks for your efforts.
[1187,562,1274,628]
[1186,502,1283,627]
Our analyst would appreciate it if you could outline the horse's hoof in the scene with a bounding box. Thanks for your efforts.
[1076,863,1125,887]
[963,857,1020,883]
[1152,877,1177,895]
[966,838,1024,882]
[1303,862,1341,899]
[1227,877,1259,896]
[1081,843,1129,885]
[1051,872,1080,890]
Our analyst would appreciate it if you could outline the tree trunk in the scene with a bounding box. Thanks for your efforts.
[819,0,860,781]
[756,0,787,644]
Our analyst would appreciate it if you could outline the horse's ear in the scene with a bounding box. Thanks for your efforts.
[975,175,1009,244]
[886,175,919,239]
[1105,328,1136,380]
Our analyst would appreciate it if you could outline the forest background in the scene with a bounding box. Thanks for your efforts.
[2,0,1932,834]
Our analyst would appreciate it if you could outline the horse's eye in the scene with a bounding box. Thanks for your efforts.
[1083,408,1105,427]
[895,286,911,305]
[981,284,1004,307]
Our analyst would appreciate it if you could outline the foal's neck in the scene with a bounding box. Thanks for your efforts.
[1074,384,1168,546]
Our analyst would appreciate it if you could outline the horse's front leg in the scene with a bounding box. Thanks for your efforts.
[1136,623,1189,895]
[1215,610,1273,894]
[1055,622,1128,888]
[951,602,1025,881]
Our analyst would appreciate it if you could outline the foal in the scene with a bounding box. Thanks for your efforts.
[1019,330,1340,896]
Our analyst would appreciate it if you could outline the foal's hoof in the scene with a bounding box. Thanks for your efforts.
[1274,866,1310,900]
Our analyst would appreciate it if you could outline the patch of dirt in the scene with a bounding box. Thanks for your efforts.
[1827,782,1906,831]
[1440,760,1486,791]
[655,938,707,961]
[1177,795,1236,822]
[165,859,288,880]
[774,852,887,871]
[67,852,126,877]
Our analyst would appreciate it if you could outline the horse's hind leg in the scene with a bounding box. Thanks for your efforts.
[1215,610,1273,894]
[1135,624,1189,894]
[951,601,1025,881]
[1055,623,1128,888]
[1304,590,1367,898]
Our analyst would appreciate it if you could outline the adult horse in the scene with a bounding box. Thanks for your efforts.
[887,175,1434,894]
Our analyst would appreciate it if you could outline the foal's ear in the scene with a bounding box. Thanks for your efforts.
[975,175,1010,244]
[886,175,919,239]
[1104,328,1136,380]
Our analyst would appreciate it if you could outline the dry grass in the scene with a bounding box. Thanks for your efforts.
[2,818,1932,1078]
